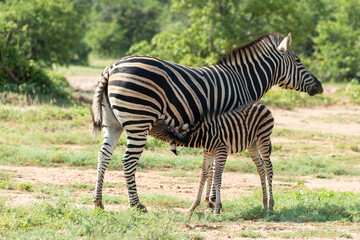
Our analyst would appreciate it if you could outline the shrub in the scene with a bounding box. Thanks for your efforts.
[311,0,360,82]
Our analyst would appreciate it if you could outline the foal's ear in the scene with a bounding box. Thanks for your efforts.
[278,33,292,52]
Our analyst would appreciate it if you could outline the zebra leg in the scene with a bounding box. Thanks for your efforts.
[93,126,123,209]
[204,161,216,209]
[248,144,268,209]
[187,151,215,215]
[204,158,216,209]
[213,147,228,215]
[258,140,274,213]
[122,130,148,212]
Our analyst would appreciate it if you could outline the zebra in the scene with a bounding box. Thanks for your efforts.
[91,33,323,211]
[152,102,274,215]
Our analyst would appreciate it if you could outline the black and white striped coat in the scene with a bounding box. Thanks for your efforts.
[153,102,274,214]
[91,33,322,211]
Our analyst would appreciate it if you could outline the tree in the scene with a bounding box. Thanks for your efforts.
[85,0,167,58]
[0,0,88,68]
[312,0,360,82]
[129,0,324,67]
[0,0,85,101]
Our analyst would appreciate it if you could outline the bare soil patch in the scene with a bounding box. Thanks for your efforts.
[1,165,360,208]
[269,105,360,136]
[66,75,99,92]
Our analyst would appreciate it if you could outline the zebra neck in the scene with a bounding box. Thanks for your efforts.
[216,41,282,102]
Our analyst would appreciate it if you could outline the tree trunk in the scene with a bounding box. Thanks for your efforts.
[0,64,19,84]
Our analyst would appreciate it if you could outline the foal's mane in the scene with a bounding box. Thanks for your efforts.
[217,33,284,64]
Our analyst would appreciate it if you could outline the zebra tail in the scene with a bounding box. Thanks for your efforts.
[91,69,110,138]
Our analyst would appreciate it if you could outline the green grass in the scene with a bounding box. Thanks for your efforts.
[261,86,333,109]
[269,229,353,239]
[261,81,360,108]
[1,104,359,178]
[237,229,264,238]
[0,189,359,239]
[213,189,360,223]
[0,169,33,191]
[0,196,193,239]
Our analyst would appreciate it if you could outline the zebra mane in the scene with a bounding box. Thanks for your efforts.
[217,33,285,64]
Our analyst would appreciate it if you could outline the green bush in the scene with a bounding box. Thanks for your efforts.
[0,0,87,68]
[0,0,89,103]
[0,63,72,104]
[311,0,360,82]
[85,0,166,58]
[129,0,324,67]
[336,79,360,104]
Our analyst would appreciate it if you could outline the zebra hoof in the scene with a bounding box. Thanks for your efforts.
[204,198,215,209]
[132,202,148,213]
[186,209,194,218]
[214,203,222,215]
[93,199,104,210]
[214,208,221,215]
[207,201,215,209]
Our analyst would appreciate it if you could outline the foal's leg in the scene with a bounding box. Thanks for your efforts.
[248,144,268,209]
[187,151,214,215]
[204,162,216,209]
[213,147,228,215]
[93,125,123,209]
[258,140,274,213]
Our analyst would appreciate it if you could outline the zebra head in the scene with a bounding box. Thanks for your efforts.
[276,33,323,96]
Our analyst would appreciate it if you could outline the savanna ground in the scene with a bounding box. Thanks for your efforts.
[0,61,359,239]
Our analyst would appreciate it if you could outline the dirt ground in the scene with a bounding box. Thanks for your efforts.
[1,164,360,206]
[270,104,360,136]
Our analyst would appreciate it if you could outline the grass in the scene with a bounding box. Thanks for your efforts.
[0,189,358,239]
[0,196,193,239]
[261,81,360,109]
[269,229,353,239]
[237,229,264,238]
[0,104,359,178]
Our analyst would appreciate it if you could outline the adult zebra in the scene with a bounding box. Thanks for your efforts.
[91,33,323,211]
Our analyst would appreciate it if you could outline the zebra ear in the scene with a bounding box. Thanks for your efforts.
[278,33,292,52]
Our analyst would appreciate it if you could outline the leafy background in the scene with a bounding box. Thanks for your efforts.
[1,0,360,97]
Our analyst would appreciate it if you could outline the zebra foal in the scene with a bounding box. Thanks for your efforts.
[152,102,274,215]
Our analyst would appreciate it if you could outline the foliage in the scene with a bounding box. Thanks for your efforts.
[129,0,325,67]
[0,0,88,102]
[0,0,87,67]
[85,0,167,58]
[312,0,360,82]
[0,66,73,104]
[129,0,360,83]
[336,80,360,104]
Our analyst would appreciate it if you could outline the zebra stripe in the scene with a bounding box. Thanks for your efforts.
[91,33,322,210]
[166,102,274,215]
